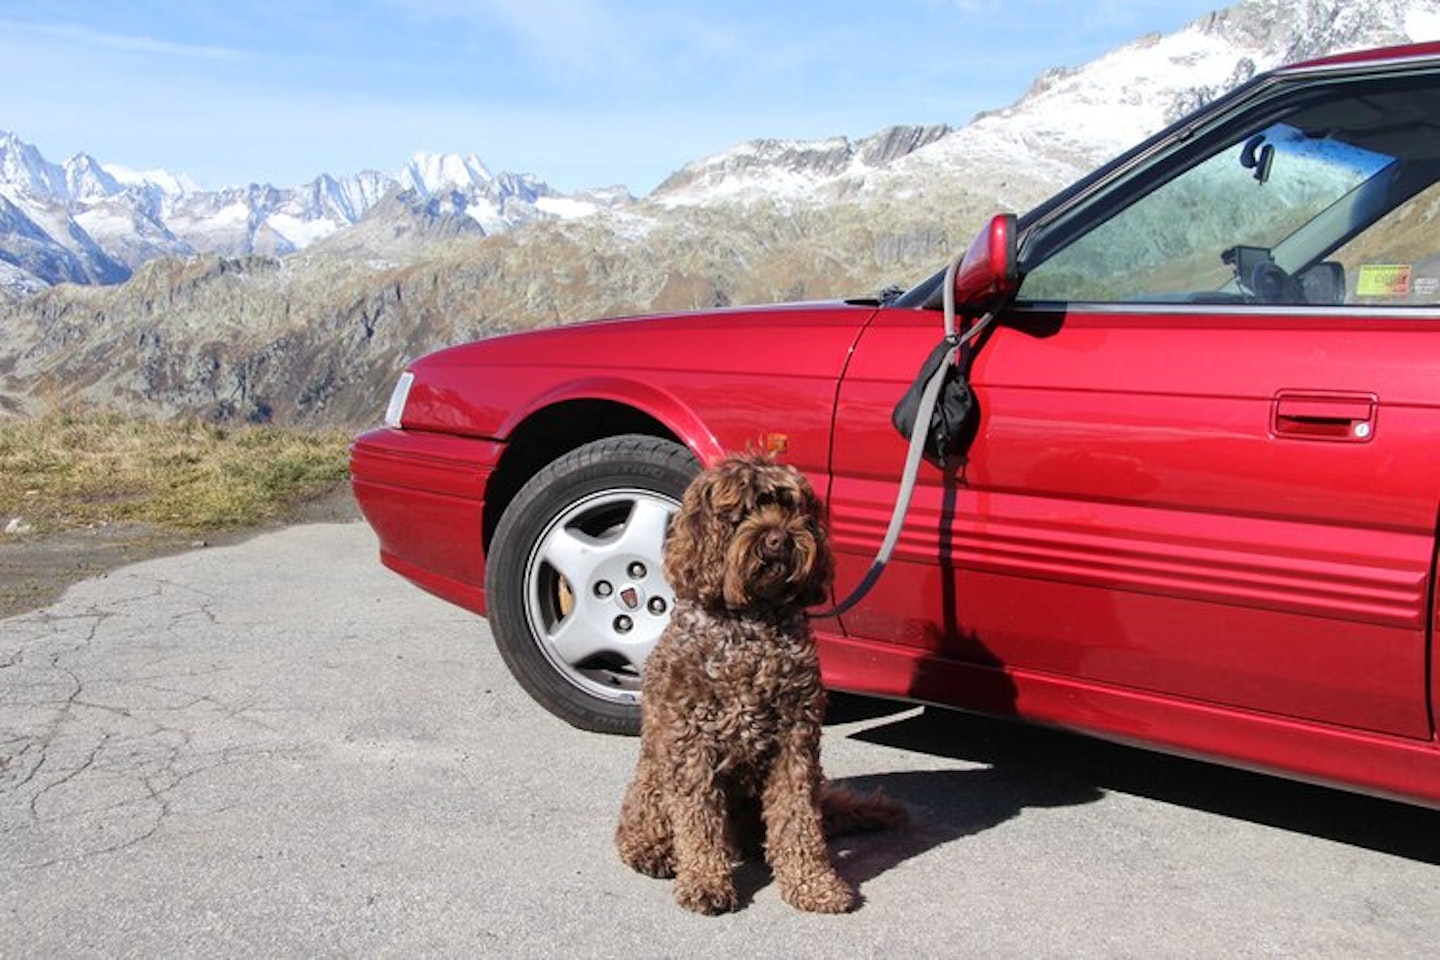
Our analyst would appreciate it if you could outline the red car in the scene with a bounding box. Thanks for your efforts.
[352,41,1440,808]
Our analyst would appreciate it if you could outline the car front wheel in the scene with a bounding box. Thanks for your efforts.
[485,435,699,734]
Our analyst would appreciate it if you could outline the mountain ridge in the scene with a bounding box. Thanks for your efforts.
[0,133,626,291]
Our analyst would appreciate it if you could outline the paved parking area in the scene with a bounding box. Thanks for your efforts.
[3,522,1439,957]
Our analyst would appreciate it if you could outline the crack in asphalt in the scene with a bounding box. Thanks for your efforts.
[0,573,305,870]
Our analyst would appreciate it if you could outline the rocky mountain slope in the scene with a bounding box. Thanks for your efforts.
[1,0,1437,428]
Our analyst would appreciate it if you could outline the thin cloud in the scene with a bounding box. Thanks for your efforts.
[376,0,638,78]
[0,18,244,61]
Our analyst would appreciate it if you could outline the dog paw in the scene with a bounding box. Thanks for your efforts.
[781,875,858,914]
[674,879,739,915]
[619,847,675,879]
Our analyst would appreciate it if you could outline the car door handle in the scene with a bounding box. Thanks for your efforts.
[1271,391,1377,442]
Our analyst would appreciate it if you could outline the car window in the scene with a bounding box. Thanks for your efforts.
[1020,78,1440,308]
[1328,177,1440,304]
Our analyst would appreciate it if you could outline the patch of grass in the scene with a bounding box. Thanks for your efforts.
[0,410,353,533]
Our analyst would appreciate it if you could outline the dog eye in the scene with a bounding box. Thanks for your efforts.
[759,490,795,511]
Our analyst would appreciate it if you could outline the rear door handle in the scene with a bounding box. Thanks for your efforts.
[1272,391,1377,442]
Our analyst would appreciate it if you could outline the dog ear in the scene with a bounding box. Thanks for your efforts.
[663,468,729,606]
[703,455,754,523]
[796,473,835,606]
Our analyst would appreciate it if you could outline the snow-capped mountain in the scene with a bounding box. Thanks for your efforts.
[0,133,134,288]
[650,0,1440,213]
[651,125,952,207]
[878,0,1440,201]
[0,134,627,292]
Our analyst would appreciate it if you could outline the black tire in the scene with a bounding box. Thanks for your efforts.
[485,435,699,734]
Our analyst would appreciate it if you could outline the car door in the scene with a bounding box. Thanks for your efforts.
[830,68,1440,740]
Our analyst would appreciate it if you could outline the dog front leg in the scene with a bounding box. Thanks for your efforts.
[616,750,676,878]
[666,771,738,915]
[761,731,858,913]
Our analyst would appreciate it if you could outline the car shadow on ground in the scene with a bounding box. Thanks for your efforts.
[825,695,1440,869]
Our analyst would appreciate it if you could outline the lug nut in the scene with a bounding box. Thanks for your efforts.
[614,615,633,634]
[594,581,613,598]
[648,597,667,615]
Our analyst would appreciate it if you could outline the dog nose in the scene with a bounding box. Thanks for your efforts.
[761,529,789,556]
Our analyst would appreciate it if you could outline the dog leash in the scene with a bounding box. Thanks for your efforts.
[810,252,1000,620]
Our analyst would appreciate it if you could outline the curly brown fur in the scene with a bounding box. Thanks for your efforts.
[615,451,906,914]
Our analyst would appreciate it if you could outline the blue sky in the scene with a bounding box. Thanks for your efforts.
[0,0,1222,195]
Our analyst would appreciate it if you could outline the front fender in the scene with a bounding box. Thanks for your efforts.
[500,375,727,465]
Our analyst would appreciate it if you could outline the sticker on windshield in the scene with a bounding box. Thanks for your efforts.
[1356,264,1412,296]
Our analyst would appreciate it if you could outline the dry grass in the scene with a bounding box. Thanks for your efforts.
[0,410,353,534]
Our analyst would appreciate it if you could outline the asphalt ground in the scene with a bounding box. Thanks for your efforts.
[3,520,1439,958]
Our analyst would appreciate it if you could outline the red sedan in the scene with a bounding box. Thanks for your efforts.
[352,41,1440,808]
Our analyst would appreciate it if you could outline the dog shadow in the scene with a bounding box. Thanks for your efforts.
[822,708,1106,898]
[723,704,1106,911]
[725,765,1095,911]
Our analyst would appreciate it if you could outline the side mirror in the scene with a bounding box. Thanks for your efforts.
[951,213,1019,311]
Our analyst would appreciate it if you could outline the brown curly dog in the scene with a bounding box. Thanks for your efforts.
[615,451,906,914]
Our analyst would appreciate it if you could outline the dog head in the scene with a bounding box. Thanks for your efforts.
[664,451,833,615]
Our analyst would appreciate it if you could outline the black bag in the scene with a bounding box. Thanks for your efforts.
[891,335,975,460]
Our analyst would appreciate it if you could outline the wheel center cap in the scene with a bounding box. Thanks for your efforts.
[618,585,641,611]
